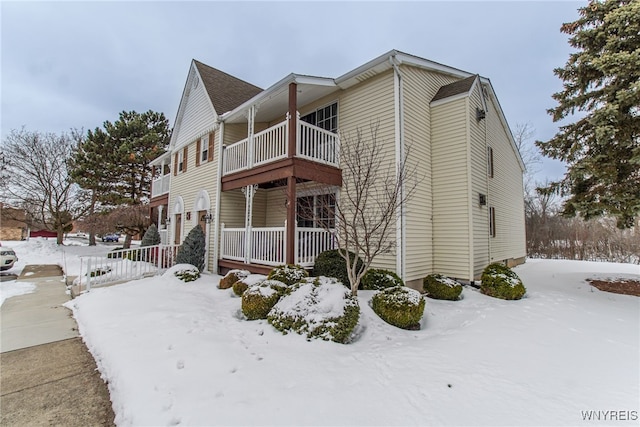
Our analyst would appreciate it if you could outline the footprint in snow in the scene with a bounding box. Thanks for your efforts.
[176,360,185,369]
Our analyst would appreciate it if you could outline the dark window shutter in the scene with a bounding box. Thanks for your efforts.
[173,153,178,176]
[196,139,201,167]
[183,147,188,173]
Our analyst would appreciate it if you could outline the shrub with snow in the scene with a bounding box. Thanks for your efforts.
[362,268,404,290]
[163,264,200,282]
[140,224,161,247]
[372,286,425,330]
[267,277,360,344]
[232,274,268,296]
[175,225,206,272]
[313,249,364,289]
[480,263,526,300]
[267,264,309,286]
[241,281,285,320]
[219,269,250,289]
[423,274,463,300]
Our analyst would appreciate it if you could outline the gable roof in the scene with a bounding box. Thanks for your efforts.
[193,60,262,115]
[431,75,478,102]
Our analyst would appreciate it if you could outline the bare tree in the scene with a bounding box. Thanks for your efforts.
[297,123,420,296]
[104,204,151,248]
[0,128,89,244]
[513,122,542,196]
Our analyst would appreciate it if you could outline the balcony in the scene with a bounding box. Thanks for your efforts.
[222,118,340,176]
[151,173,171,198]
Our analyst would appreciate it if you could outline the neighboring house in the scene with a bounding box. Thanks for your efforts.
[0,203,28,241]
[150,50,526,288]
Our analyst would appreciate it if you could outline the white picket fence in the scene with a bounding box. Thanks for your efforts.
[75,244,181,292]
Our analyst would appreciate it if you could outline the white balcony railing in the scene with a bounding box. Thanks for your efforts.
[222,118,339,176]
[151,174,171,198]
[220,224,335,267]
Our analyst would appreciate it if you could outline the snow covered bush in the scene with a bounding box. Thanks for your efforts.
[313,249,364,289]
[361,268,404,290]
[175,225,206,272]
[267,264,308,286]
[372,286,425,330]
[423,274,463,300]
[232,280,249,296]
[140,223,161,247]
[267,277,360,344]
[219,269,249,289]
[166,264,200,282]
[480,263,526,300]
[241,281,285,320]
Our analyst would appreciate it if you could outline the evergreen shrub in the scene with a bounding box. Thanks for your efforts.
[219,269,250,289]
[362,269,404,290]
[232,280,249,296]
[313,249,364,289]
[372,286,425,330]
[241,282,284,320]
[267,278,360,344]
[175,225,206,271]
[480,263,526,300]
[267,264,309,286]
[173,265,200,282]
[423,274,463,300]
[141,224,161,247]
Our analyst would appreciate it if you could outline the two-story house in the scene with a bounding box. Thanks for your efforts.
[150,50,526,289]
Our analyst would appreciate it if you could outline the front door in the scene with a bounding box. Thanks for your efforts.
[174,213,182,244]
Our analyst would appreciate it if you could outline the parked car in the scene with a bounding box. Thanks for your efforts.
[0,247,18,270]
[101,233,120,243]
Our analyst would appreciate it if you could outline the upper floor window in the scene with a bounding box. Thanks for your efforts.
[174,146,187,175]
[196,132,215,167]
[301,102,338,133]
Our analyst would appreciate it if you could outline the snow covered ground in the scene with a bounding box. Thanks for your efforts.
[3,239,639,425]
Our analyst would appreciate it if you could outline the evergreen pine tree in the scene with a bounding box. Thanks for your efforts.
[140,223,161,247]
[175,225,206,272]
[536,0,640,228]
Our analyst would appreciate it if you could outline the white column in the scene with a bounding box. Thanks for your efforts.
[242,185,258,263]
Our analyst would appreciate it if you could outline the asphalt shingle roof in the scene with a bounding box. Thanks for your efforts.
[431,75,477,102]
[193,60,263,115]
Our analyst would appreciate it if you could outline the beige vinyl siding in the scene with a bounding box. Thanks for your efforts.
[401,66,460,282]
[468,85,490,278]
[431,97,472,279]
[485,94,526,262]
[338,70,397,272]
[223,123,249,146]
[174,72,216,149]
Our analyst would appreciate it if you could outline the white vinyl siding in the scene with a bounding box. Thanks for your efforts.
[338,70,397,272]
[174,69,217,150]
[401,66,460,282]
[431,97,472,279]
[485,93,526,262]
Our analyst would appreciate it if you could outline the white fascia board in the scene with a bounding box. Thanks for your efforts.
[335,49,397,88]
[479,77,526,172]
[394,51,473,79]
[149,151,172,166]
[168,61,197,150]
[430,92,470,108]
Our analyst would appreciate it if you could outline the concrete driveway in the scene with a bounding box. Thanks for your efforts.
[0,265,115,426]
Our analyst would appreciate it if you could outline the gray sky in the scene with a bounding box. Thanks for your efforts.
[1,0,584,183]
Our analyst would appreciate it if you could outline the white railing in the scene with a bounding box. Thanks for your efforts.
[220,225,335,267]
[151,174,171,198]
[251,227,285,266]
[296,227,337,267]
[298,121,340,167]
[74,244,181,292]
[222,118,340,176]
[254,120,288,167]
[223,137,249,175]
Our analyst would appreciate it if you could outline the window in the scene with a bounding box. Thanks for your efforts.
[301,102,338,133]
[199,135,209,165]
[489,206,496,238]
[296,193,336,228]
[177,150,184,173]
[174,146,187,175]
[487,146,494,178]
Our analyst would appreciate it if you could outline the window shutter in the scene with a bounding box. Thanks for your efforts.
[173,153,178,176]
[208,132,215,162]
[196,139,201,167]
[183,147,188,173]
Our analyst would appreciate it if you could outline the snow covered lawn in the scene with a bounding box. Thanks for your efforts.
[65,258,639,426]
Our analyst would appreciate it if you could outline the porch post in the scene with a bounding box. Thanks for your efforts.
[288,82,297,158]
[247,106,256,168]
[243,185,257,264]
[286,177,296,265]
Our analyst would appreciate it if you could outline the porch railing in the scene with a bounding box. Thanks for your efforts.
[222,118,339,175]
[151,174,171,198]
[220,224,335,268]
[74,244,181,292]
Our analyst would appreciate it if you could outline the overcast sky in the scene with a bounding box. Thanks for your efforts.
[1,0,585,183]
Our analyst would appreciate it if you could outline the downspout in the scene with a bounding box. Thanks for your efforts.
[391,56,406,280]
[479,83,491,265]
[212,121,224,274]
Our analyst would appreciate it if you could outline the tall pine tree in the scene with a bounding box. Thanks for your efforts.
[537,0,640,228]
